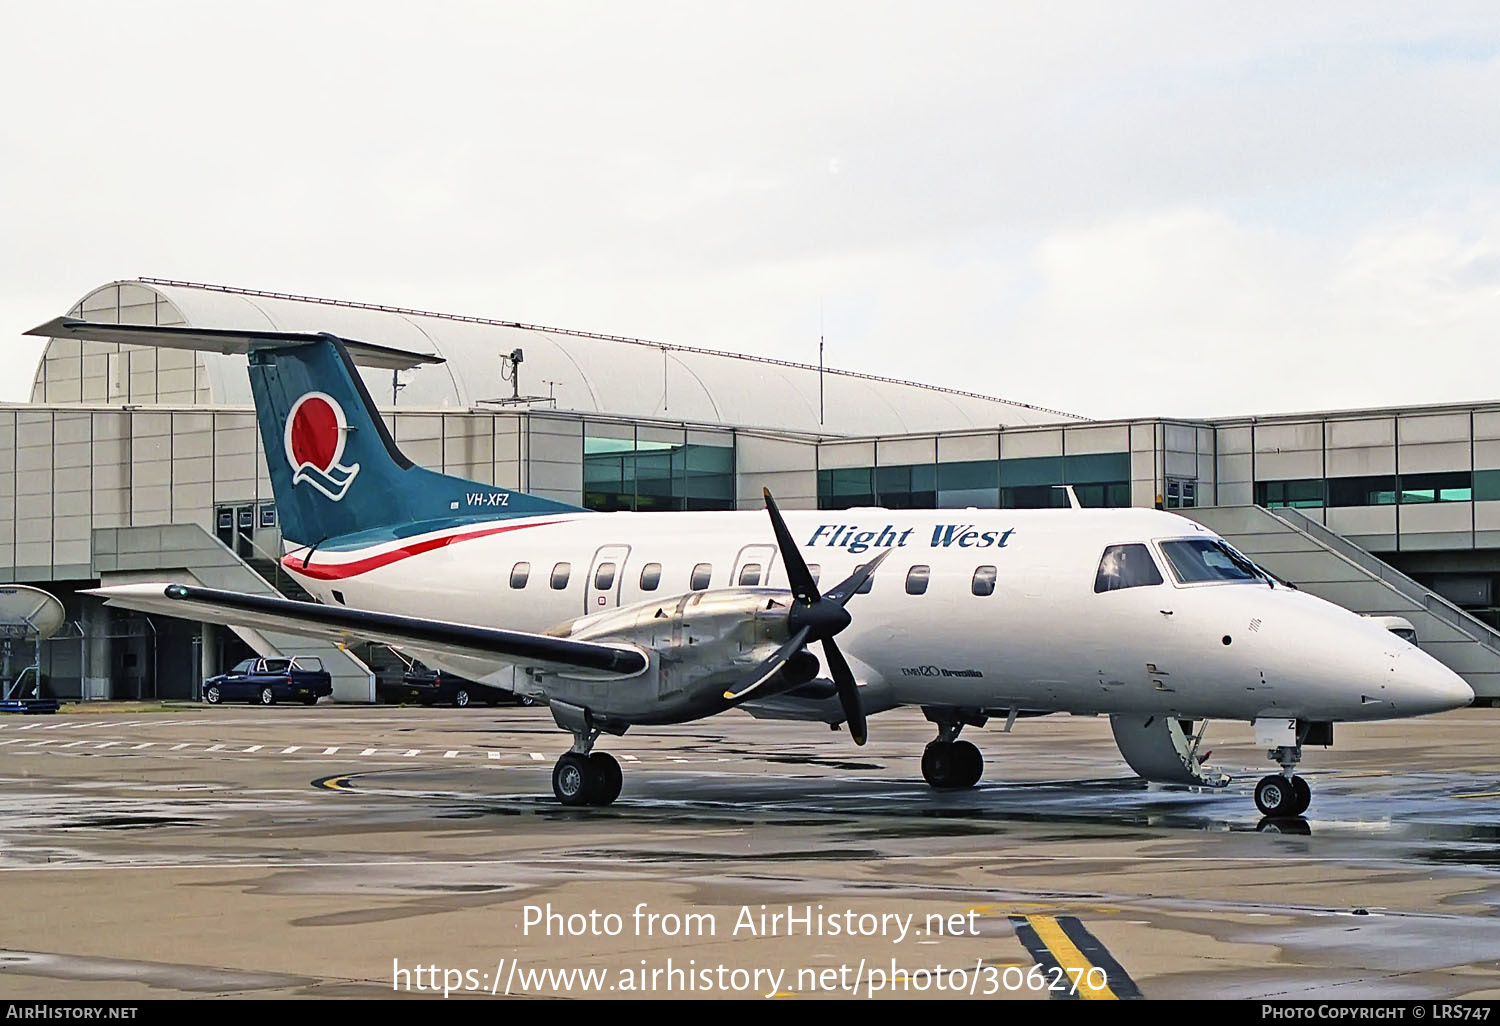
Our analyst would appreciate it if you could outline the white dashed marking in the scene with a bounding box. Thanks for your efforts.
[529,753,545,762]
[170,743,191,751]
[281,746,301,754]
[402,749,421,758]
[243,745,262,753]
[443,750,459,759]
[360,748,378,756]
[132,743,155,750]
[94,741,120,749]
[322,747,339,755]
[204,744,225,753]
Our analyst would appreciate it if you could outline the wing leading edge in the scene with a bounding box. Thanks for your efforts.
[86,583,648,677]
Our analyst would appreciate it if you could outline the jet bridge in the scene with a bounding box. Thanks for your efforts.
[1185,505,1500,702]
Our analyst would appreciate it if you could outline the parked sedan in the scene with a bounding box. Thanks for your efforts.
[204,656,333,706]
[380,663,536,708]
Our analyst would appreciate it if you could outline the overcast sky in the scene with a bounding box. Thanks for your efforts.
[3,2,1499,420]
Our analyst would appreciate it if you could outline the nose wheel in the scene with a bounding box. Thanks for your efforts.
[1254,773,1311,817]
[552,751,623,807]
[921,740,984,790]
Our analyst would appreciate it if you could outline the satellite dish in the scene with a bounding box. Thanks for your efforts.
[0,586,66,640]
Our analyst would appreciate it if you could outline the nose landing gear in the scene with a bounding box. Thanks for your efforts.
[920,707,987,790]
[1254,744,1311,817]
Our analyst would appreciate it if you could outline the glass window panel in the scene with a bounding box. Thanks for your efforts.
[640,563,662,591]
[1094,543,1164,593]
[550,562,571,589]
[510,562,530,589]
[738,563,762,586]
[905,565,930,595]
[971,565,997,596]
[999,456,1062,488]
[691,563,713,590]
[1159,539,1259,584]
[1327,475,1398,507]
[594,562,616,590]
[1064,452,1131,484]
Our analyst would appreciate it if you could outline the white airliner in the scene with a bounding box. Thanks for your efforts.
[33,317,1472,819]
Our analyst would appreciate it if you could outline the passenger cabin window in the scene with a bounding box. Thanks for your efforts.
[1159,538,1260,585]
[594,562,616,590]
[972,565,997,596]
[906,565,931,595]
[807,564,821,585]
[852,565,874,593]
[738,563,762,586]
[1094,543,1165,593]
[551,562,572,590]
[690,563,713,590]
[510,561,530,589]
[640,563,662,591]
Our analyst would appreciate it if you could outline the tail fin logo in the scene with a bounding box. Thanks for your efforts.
[284,392,361,502]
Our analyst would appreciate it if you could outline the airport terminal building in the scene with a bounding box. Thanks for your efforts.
[8,278,1500,703]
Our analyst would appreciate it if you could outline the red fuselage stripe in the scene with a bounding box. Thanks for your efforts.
[281,520,563,581]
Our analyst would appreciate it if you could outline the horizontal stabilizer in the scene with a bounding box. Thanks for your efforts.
[86,583,647,678]
[26,317,442,371]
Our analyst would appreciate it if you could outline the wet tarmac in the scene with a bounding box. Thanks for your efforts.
[2,703,1500,999]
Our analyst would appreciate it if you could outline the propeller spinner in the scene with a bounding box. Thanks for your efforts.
[722,488,889,745]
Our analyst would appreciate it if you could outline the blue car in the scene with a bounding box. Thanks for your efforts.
[204,656,333,706]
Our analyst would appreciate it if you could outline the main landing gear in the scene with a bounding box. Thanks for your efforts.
[920,708,986,790]
[551,727,623,807]
[1254,744,1311,818]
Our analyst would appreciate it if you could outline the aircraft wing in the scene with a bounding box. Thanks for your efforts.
[85,583,648,678]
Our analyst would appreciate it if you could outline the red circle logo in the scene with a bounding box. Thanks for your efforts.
[287,395,341,471]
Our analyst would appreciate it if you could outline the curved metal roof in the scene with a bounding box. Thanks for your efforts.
[35,279,1081,434]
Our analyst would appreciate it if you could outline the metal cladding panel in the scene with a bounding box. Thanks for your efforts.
[1398,502,1472,535]
[1398,413,1470,444]
[1255,422,1322,452]
[1326,417,1395,448]
[876,436,935,465]
[1326,446,1396,476]
[1001,430,1062,459]
[818,441,875,470]
[1065,425,1129,455]
[1217,452,1253,485]
[1398,441,1472,474]
[937,433,998,463]
[1326,505,1397,536]
[1253,449,1322,480]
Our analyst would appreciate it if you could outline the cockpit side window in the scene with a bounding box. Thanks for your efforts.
[1159,538,1260,585]
[1094,543,1165,593]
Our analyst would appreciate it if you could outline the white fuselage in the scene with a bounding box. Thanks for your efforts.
[283,506,1472,724]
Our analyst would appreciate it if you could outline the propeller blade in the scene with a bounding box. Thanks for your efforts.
[722,627,812,703]
[821,546,893,606]
[762,488,821,604]
[821,637,867,746]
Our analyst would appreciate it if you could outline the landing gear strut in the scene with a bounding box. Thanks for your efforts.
[551,727,623,807]
[1254,744,1310,818]
[920,707,986,790]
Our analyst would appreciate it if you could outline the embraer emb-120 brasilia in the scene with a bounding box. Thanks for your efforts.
[36,316,1473,818]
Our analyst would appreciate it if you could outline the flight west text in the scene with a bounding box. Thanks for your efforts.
[807,524,1016,554]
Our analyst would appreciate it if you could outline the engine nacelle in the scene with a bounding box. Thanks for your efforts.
[529,588,806,728]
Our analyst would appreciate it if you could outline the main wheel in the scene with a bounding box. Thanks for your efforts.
[1289,775,1311,816]
[552,753,593,806]
[258,686,275,706]
[1254,773,1298,817]
[204,684,221,705]
[589,753,623,806]
[301,695,318,706]
[454,688,471,708]
[922,742,960,789]
[951,739,984,789]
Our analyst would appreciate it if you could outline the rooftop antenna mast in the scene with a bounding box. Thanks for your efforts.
[477,347,555,408]
[818,302,825,427]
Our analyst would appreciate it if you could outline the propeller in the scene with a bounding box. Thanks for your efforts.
[721,488,890,745]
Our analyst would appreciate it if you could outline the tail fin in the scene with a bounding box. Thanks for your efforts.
[26,318,585,546]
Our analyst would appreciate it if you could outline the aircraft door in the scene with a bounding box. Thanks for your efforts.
[731,544,777,587]
[586,544,632,613]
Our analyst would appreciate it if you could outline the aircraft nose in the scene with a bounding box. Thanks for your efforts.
[1393,649,1474,716]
